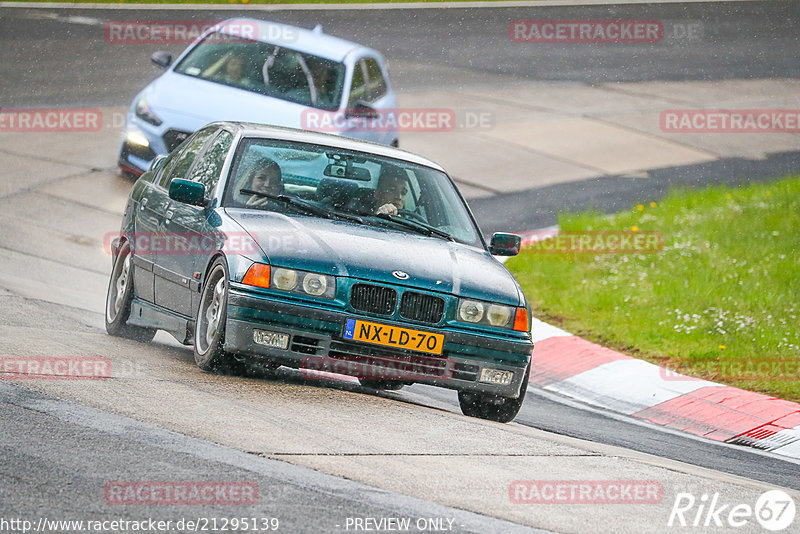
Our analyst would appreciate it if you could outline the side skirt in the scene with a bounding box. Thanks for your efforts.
[128,298,194,345]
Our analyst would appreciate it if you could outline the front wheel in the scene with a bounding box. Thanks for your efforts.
[193,259,246,375]
[458,363,530,423]
[105,241,156,342]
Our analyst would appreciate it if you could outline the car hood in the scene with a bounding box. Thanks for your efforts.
[225,209,523,305]
[144,71,314,130]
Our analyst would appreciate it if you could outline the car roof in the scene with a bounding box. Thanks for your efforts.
[216,18,372,62]
[216,121,446,172]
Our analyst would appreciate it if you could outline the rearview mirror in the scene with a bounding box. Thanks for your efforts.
[489,232,521,256]
[169,179,206,206]
[151,51,173,69]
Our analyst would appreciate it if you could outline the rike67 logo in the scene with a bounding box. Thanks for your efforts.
[668,490,796,531]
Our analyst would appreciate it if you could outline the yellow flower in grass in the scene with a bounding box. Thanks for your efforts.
[637,204,644,211]
[649,202,657,208]
[630,226,639,232]
[719,345,726,350]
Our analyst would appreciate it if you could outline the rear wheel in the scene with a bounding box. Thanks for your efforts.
[105,241,156,342]
[194,259,246,375]
[458,363,530,423]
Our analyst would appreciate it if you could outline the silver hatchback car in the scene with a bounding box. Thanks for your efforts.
[119,18,399,176]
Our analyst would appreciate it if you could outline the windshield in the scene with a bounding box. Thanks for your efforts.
[173,32,345,110]
[223,138,483,247]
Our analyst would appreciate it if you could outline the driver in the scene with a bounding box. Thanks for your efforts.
[215,52,259,90]
[372,166,409,216]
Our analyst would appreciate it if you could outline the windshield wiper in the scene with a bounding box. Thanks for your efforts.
[374,213,454,241]
[240,189,363,224]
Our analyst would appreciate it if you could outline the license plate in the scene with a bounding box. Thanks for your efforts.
[343,318,444,355]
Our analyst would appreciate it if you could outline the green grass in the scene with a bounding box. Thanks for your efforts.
[507,177,800,402]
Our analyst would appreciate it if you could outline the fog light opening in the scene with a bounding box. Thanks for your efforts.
[253,329,289,350]
[479,368,513,386]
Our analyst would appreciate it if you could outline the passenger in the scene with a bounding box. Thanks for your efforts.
[306,58,336,108]
[244,158,284,207]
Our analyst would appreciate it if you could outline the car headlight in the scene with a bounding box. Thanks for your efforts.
[487,304,512,327]
[242,264,336,299]
[273,268,298,291]
[125,129,150,148]
[458,300,484,323]
[135,97,163,126]
[457,299,527,331]
[302,273,328,296]
[271,266,336,299]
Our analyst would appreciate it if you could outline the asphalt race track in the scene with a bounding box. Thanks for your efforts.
[1,2,799,533]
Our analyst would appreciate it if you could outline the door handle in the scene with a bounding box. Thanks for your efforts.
[140,197,149,210]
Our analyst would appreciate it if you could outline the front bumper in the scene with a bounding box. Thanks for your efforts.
[225,288,533,398]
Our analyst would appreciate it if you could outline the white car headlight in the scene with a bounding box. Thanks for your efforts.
[269,266,335,299]
[273,268,298,290]
[458,300,484,323]
[457,299,521,330]
[487,304,512,327]
[125,129,150,148]
[302,273,328,296]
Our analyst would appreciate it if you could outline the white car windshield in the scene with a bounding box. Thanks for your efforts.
[224,138,483,248]
[174,32,345,110]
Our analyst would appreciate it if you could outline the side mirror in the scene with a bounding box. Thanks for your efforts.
[345,102,379,120]
[489,232,521,256]
[169,179,206,206]
[149,154,168,173]
[151,51,173,69]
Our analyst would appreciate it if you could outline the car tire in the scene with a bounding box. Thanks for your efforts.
[458,362,530,423]
[105,240,156,342]
[193,258,246,376]
[358,379,405,391]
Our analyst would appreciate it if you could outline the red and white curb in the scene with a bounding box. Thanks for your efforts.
[511,228,800,459]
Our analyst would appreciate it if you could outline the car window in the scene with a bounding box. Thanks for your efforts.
[186,130,233,193]
[348,60,367,107]
[364,58,388,101]
[173,32,345,110]
[158,127,218,189]
[223,138,482,247]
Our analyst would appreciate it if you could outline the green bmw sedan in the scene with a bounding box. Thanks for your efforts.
[106,122,533,422]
